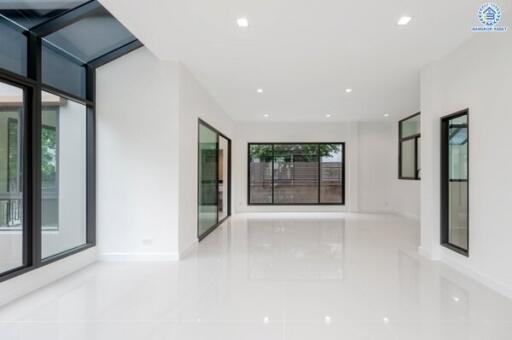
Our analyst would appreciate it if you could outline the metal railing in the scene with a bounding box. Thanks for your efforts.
[1,193,59,230]
[0,194,22,229]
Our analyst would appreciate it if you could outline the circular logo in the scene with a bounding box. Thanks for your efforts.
[478,3,502,26]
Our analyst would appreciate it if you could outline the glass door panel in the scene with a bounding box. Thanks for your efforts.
[218,136,229,221]
[198,121,231,240]
[441,111,469,255]
[198,124,218,237]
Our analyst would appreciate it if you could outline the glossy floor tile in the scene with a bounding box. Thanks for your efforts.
[1,213,512,339]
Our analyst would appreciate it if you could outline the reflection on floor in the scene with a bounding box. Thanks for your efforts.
[1,213,512,339]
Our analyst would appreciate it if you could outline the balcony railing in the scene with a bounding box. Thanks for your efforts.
[1,192,59,230]
[0,193,22,229]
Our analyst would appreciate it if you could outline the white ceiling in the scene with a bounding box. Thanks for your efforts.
[99,0,510,122]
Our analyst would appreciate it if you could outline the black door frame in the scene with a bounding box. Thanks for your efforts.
[440,108,469,257]
[197,119,232,241]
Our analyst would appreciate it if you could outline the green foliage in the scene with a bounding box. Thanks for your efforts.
[41,126,57,187]
[4,113,57,192]
[7,119,18,191]
[250,143,340,161]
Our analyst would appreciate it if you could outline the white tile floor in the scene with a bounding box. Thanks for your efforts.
[1,213,512,339]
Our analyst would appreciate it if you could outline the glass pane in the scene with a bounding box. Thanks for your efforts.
[320,144,343,203]
[42,42,86,99]
[274,144,319,204]
[448,114,468,250]
[42,91,87,259]
[0,0,88,30]
[249,144,273,204]
[400,114,420,138]
[198,124,218,237]
[0,81,24,274]
[400,139,415,178]
[0,16,27,76]
[417,137,421,179]
[45,8,136,62]
[218,136,229,221]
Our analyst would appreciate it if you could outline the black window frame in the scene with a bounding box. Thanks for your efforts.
[0,0,143,282]
[440,109,469,257]
[398,112,421,180]
[1,106,59,232]
[248,142,346,206]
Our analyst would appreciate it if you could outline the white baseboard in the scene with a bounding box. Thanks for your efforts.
[417,246,434,260]
[179,240,198,260]
[441,251,512,300]
[391,210,420,220]
[98,252,179,262]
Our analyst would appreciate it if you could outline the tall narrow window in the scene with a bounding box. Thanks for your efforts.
[441,110,469,256]
[41,91,87,259]
[399,112,421,179]
[248,143,345,205]
[0,81,25,275]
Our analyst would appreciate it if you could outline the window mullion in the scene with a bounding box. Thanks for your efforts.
[27,32,43,267]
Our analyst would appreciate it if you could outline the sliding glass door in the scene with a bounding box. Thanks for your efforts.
[441,110,469,256]
[218,135,229,221]
[198,120,231,240]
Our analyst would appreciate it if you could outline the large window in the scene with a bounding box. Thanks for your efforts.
[249,143,345,205]
[0,0,142,282]
[41,92,87,259]
[399,112,421,180]
[0,81,24,275]
[441,110,469,256]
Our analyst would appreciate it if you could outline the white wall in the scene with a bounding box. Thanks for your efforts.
[420,31,512,298]
[96,48,181,261]
[356,122,420,218]
[96,49,235,259]
[177,65,234,254]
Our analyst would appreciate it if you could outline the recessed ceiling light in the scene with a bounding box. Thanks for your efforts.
[384,114,390,117]
[263,317,270,324]
[326,114,332,118]
[263,113,269,118]
[257,88,263,93]
[237,17,249,28]
[383,317,390,323]
[397,16,412,26]
[345,88,353,93]
[324,316,332,324]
